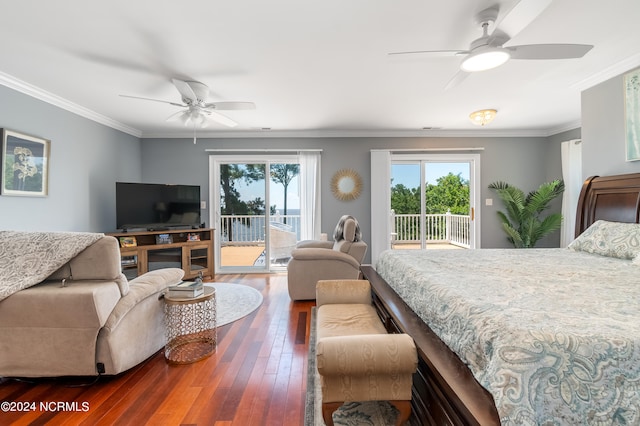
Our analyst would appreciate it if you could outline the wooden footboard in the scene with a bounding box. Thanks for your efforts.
[361,265,500,426]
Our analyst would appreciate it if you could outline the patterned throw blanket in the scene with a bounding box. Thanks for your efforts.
[0,231,104,301]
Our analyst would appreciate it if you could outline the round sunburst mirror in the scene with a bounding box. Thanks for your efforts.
[331,169,363,201]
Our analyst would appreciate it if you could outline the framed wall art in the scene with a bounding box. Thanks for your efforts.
[1,129,50,196]
[624,68,640,161]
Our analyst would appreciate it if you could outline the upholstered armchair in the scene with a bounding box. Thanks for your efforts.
[287,215,367,300]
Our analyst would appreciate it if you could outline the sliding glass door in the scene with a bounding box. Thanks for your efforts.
[211,156,302,273]
[391,154,480,250]
[218,162,267,271]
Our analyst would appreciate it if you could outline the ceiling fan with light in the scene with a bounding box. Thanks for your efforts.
[389,0,594,89]
[120,78,256,133]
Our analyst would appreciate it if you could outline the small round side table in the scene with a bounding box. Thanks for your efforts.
[163,286,217,364]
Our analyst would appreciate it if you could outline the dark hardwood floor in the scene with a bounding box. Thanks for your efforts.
[0,273,315,426]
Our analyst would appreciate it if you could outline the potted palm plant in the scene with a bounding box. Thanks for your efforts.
[488,179,565,248]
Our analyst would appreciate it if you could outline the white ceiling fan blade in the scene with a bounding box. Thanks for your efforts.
[444,70,470,90]
[508,44,594,60]
[172,78,198,102]
[120,94,185,107]
[205,101,256,110]
[205,110,238,128]
[494,0,552,39]
[388,49,468,57]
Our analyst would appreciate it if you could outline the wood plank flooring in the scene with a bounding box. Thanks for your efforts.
[0,273,315,426]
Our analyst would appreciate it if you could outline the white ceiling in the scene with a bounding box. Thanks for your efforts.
[1,0,639,139]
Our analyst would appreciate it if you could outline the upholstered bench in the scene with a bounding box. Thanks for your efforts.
[315,279,418,426]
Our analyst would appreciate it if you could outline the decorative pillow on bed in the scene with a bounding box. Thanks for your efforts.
[569,220,640,259]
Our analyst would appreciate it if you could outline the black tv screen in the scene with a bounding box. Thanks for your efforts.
[116,182,201,231]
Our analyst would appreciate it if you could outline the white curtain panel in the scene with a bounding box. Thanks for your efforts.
[370,150,391,265]
[299,151,321,241]
[560,139,583,247]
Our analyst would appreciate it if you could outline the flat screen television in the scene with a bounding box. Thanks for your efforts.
[116,182,201,231]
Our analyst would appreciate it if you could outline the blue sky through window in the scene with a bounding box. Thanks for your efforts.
[391,162,470,189]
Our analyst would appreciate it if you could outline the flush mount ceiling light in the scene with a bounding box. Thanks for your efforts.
[469,109,497,126]
[460,47,511,72]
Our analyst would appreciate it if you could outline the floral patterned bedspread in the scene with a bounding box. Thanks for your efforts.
[376,249,640,425]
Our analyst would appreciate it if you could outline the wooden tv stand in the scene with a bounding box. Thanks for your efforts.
[107,228,214,280]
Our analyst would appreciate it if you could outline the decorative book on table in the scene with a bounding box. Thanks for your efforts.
[167,281,204,298]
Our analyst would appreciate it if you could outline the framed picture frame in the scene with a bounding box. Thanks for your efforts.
[156,233,173,244]
[1,129,50,196]
[119,236,138,248]
[624,68,640,161]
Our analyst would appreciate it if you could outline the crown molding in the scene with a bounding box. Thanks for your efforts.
[571,52,640,92]
[0,71,142,138]
[544,120,582,137]
[142,126,572,140]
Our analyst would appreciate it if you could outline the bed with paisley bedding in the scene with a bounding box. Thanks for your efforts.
[361,173,640,425]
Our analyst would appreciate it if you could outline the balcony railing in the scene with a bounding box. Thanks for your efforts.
[392,211,471,248]
[220,214,301,244]
[220,212,470,249]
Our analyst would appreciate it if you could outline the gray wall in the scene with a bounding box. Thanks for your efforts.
[0,85,141,232]
[582,67,640,178]
[141,134,563,259]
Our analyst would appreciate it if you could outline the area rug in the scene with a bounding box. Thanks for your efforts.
[203,283,263,326]
[304,308,400,426]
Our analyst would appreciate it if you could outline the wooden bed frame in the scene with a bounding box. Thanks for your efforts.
[361,172,640,426]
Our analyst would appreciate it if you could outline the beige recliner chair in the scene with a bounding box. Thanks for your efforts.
[287,215,367,301]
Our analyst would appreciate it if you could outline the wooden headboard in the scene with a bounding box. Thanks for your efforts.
[575,172,640,237]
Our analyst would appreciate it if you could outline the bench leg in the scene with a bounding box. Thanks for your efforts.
[322,401,343,426]
[390,400,412,426]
